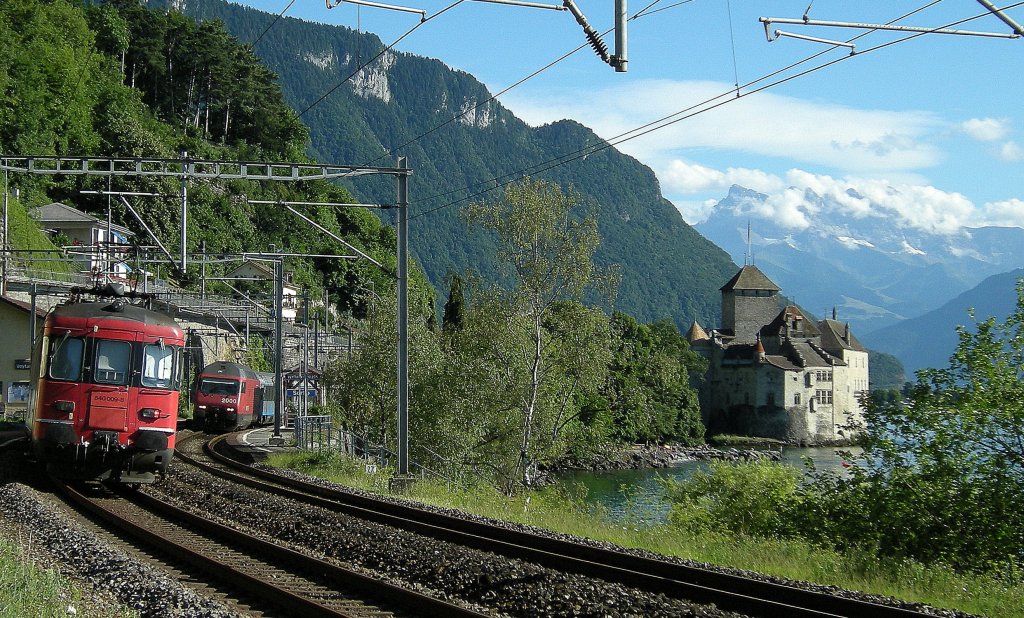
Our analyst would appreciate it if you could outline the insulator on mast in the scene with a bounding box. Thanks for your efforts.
[563,0,610,63]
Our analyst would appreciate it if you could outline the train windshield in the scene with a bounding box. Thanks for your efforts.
[142,344,177,389]
[94,340,131,385]
[48,336,84,381]
[199,378,240,396]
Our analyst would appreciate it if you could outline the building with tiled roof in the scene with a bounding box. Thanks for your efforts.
[31,202,135,279]
[690,266,868,444]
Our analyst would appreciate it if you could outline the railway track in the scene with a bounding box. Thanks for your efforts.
[50,471,485,618]
[173,431,939,618]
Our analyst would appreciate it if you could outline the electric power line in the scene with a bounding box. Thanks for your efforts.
[251,0,298,49]
[409,1,1016,220]
[298,0,470,119]
[631,0,694,20]
[365,0,698,166]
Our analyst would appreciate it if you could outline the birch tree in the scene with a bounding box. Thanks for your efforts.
[466,178,605,489]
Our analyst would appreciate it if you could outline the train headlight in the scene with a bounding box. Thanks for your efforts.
[54,400,75,415]
[139,408,161,420]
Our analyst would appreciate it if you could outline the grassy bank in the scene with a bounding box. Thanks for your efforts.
[0,535,99,618]
[267,450,1022,618]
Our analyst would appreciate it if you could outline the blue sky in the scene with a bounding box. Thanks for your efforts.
[230,0,1024,234]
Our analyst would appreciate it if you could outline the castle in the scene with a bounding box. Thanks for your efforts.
[688,265,868,444]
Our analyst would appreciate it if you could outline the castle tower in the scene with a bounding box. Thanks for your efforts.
[720,265,781,344]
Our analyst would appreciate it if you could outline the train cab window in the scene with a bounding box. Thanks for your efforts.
[142,344,176,388]
[200,378,239,396]
[94,340,131,385]
[48,336,84,381]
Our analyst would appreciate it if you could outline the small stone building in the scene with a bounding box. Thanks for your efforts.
[689,265,868,444]
[0,296,46,420]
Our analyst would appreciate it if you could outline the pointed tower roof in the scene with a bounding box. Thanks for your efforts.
[719,265,780,293]
[685,320,710,344]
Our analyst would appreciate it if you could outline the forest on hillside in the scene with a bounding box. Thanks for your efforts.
[1,0,434,319]
[1,0,712,487]
[142,0,740,330]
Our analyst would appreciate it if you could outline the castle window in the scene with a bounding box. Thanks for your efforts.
[816,389,833,404]
[794,393,801,405]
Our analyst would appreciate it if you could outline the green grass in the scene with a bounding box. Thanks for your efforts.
[0,534,134,618]
[267,449,1024,618]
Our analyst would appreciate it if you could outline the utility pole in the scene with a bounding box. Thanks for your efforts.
[180,151,189,272]
[201,240,207,300]
[302,322,309,417]
[2,162,8,297]
[271,258,285,444]
[396,156,410,480]
[613,0,627,72]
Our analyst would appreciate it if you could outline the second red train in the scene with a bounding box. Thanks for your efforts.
[192,361,274,432]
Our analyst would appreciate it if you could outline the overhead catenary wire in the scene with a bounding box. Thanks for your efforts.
[415,0,948,206]
[362,39,594,166]
[365,0,697,166]
[298,0,470,119]
[251,0,298,49]
[725,0,741,91]
[629,0,694,20]
[410,1,1012,220]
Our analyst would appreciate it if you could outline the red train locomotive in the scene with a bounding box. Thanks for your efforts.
[28,289,184,484]
[192,361,271,432]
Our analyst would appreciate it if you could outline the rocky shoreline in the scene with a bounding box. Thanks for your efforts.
[550,442,783,474]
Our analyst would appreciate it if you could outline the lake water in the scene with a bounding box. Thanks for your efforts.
[555,446,862,525]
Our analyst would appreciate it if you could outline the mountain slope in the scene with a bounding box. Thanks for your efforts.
[145,0,737,326]
[697,185,1024,334]
[859,268,1024,375]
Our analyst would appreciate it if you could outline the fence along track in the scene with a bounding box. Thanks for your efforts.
[181,432,938,618]
[51,476,484,618]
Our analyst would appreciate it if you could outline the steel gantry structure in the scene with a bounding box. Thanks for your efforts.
[1,154,415,478]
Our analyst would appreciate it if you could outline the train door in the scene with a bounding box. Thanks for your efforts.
[251,380,265,425]
[86,337,134,446]
[31,331,87,442]
[135,340,180,448]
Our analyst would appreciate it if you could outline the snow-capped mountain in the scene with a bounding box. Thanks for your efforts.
[696,185,1024,335]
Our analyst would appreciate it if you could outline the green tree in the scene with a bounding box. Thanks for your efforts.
[663,459,802,536]
[833,279,1024,571]
[442,272,465,332]
[465,178,607,489]
[322,293,444,458]
[605,313,705,445]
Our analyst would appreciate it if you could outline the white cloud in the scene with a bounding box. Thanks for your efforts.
[502,79,944,174]
[768,188,813,230]
[1000,141,1024,161]
[669,198,719,224]
[980,199,1024,228]
[499,79,1023,232]
[961,117,1010,142]
[661,161,785,195]
[693,165,987,234]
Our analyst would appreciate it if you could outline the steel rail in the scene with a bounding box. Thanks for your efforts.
[52,474,484,618]
[180,433,935,618]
